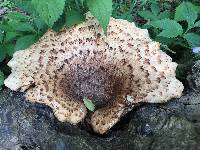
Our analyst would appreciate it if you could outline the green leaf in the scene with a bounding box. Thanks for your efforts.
[0,45,6,62]
[183,33,200,47]
[5,32,20,42]
[52,13,66,32]
[117,12,133,22]
[158,11,171,19]
[0,71,4,89]
[194,5,200,14]
[83,98,95,111]
[155,36,176,46]
[9,0,35,14]
[175,2,198,26]
[86,0,112,32]
[194,20,200,27]
[142,23,152,29]
[32,0,66,27]
[65,9,85,27]
[33,15,47,31]
[6,12,30,21]
[8,20,36,32]
[0,24,13,32]
[151,3,160,15]
[80,0,85,6]
[151,19,183,38]
[5,44,15,57]
[138,10,157,21]
[15,34,37,51]
[16,23,36,32]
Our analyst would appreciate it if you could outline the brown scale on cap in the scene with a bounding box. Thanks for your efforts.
[4,13,184,134]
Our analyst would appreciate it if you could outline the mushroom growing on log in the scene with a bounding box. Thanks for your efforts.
[4,13,184,134]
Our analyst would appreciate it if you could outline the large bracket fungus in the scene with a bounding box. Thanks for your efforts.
[4,13,184,134]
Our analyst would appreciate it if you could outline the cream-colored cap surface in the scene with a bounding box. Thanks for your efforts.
[4,13,184,134]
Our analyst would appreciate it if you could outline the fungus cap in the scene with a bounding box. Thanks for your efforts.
[4,13,184,134]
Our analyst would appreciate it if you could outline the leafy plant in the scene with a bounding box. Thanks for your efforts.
[139,1,200,49]
[112,0,137,22]
[65,9,85,28]
[0,11,43,55]
[31,0,66,27]
[9,0,113,32]
[137,1,200,79]
[151,18,183,38]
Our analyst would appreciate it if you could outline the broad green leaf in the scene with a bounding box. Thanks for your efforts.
[83,98,95,111]
[151,3,160,15]
[151,19,183,38]
[9,0,35,14]
[0,71,4,88]
[6,12,30,21]
[0,24,13,32]
[5,44,15,56]
[194,5,200,14]
[8,20,35,32]
[86,0,112,32]
[155,36,176,46]
[33,15,47,31]
[138,10,157,21]
[80,0,85,6]
[158,11,171,19]
[32,0,66,27]
[52,13,66,32]
[5,32,20,42]
[184,33,200,47]
[65,9,85,27]
[194,20,200,27]
[15,23,36,32]
[175,2,198,26]
[15,34,37,51]
[142,23,152,29]
[117,12,133,22]
[0,46,6,62]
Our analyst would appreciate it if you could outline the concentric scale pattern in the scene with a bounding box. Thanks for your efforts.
[4,13,184,134]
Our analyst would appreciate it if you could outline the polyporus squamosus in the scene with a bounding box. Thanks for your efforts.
[4,13,184,134]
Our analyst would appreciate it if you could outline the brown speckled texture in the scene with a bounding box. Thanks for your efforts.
[4,13,184,134]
